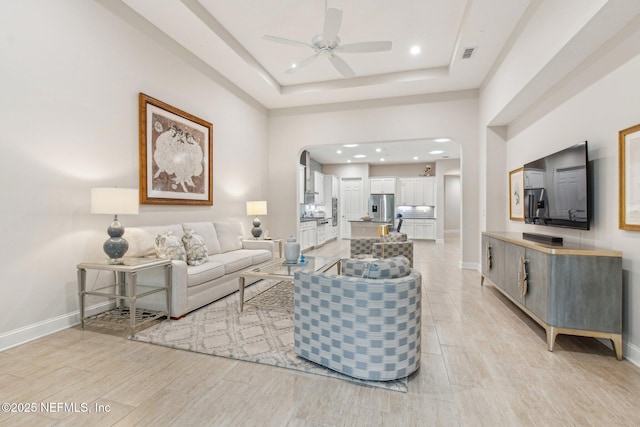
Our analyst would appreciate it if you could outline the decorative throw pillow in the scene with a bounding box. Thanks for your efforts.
[182,228,208,266]
[154,231,187,262]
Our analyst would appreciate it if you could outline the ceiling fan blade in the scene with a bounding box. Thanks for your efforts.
[335,41,392,53]
[262,35,312,49]
[285,54,319,74]
[328,54,355,78]
[323,8,343,43]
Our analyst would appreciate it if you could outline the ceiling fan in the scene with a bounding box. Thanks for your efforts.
[262,3,392,78]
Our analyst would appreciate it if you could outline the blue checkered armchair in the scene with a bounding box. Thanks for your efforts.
[350,233,413,267]
[294,256,421,381]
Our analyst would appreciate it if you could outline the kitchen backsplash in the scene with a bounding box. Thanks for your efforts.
[396,205,436,219]
[299,203,326,218]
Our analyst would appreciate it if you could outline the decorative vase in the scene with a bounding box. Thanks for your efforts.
[284,236,300,264]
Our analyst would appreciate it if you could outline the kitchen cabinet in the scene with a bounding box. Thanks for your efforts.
[316,223,327,246]
[313,171,325,205]
[403,219,435,240]
[398,177,435,206]
[299,221,317,251]
[370,177,396,194]
[331,176,339,198]
[414,219,435,239]
[481,232,623,360]
[330,224,338,240]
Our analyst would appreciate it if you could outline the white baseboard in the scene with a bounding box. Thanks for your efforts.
[0,301,114,352]
[460,261,480,270]
[624,340,640,367]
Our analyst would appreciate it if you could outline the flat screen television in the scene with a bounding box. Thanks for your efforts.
[523,141,590,230]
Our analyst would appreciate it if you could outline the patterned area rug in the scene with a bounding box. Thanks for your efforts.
[131,280,408,392]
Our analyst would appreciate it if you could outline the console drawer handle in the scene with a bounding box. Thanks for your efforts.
[518,255,529,297]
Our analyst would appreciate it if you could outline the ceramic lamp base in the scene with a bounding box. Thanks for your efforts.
[104,216,129,262]
[251,217,263,238]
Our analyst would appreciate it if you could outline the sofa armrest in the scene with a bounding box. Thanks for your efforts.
[134,259,188,318]
[242,239,275,255]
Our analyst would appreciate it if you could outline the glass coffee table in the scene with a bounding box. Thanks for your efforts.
[238,256,341,312]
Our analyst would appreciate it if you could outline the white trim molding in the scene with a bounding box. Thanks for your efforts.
[0,302,114,352]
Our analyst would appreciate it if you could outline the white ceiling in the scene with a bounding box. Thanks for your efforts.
[307,138,460,165]
[121,0,532,164]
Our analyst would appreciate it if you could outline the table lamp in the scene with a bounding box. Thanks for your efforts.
[246,200,267,238]
[91,188,139,263]
[378,224,389,258]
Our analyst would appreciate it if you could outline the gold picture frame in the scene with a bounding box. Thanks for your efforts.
[509,167,524,221]
[619,123,640,230]
[139,93,213,205]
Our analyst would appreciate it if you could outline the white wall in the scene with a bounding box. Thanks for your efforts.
[444,176,461,232]
[268,92,480,266]
[0,0,268,348]
[500,53,640,361]
[479,2,640,362]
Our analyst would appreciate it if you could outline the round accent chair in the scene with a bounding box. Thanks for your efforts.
[293,256,421,381]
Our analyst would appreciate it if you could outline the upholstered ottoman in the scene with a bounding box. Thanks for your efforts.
[293,256,421,381]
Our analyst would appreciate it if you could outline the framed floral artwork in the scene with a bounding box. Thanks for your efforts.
[509,167,524,221]
[139,93,213,205]
[619,123,640,230]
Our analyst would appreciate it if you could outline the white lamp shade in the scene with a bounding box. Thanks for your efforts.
[91,188,139,215]
[246,200,268,216]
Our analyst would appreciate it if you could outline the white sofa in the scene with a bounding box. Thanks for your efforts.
[124,221,275,318]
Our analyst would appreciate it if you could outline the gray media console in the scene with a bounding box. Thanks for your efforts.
[481,232,623,360]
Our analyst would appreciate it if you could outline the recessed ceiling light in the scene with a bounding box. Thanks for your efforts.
[413,156,419,160]
[336,150,342,154]
[353,154,367,158]
[376,148,382,152]
[410,45,421,55]
[380,158,385,162]
[430,150,444,155]
[434,138,451,142]
[343,144,358,148]
[347,160,351,163]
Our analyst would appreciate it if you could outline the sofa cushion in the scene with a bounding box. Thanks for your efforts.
[208,251,253,274]
[154,231,187,262]
[182,228,209,266]
[182,222,221,255]
[214,221,244,253]
[342,256,411,279]
[186,261,225,288]
[125,224,185,257]
[235,249,272,265]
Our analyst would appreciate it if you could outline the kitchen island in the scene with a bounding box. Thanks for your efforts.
[349,220,392,237]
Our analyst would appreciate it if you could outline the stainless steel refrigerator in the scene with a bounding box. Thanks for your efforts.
[368,194,395,223]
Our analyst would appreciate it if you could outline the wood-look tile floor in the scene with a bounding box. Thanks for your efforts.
[2,236,640,426]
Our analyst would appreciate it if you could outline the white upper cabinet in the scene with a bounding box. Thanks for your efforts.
[331,176,339,198]
[398,177,436,206]
[370,177,396,194]
[313,171,325,205]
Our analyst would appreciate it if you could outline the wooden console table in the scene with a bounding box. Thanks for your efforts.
[481,232,623,359]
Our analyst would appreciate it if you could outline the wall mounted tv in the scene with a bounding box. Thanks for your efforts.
[523,141,590,230]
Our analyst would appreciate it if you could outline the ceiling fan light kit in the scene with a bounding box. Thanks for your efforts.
[263,5,392,78]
